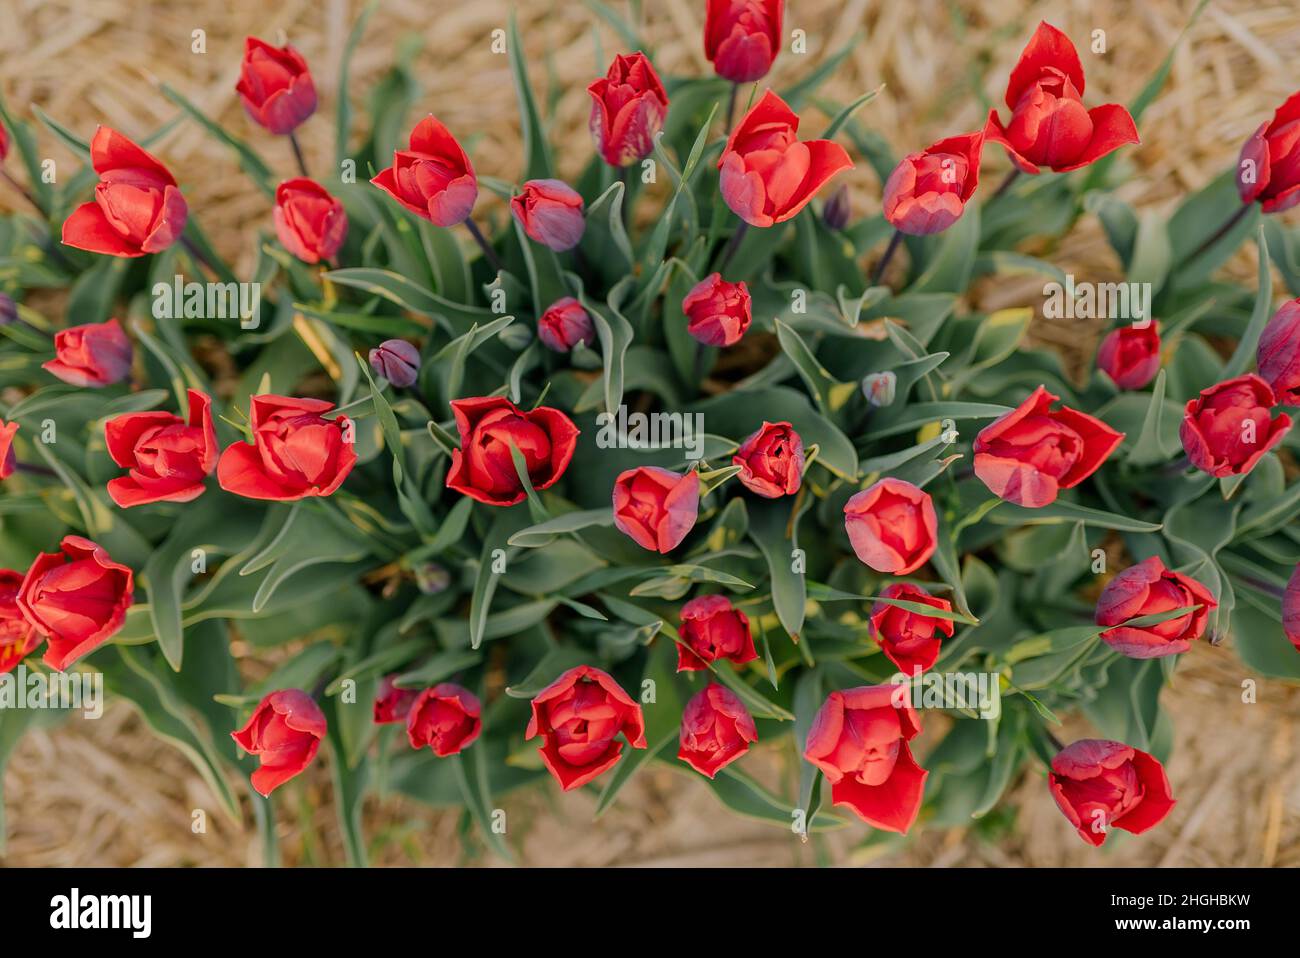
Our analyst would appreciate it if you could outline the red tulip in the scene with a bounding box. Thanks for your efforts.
[1095,556,1217,659]
[273,178,347,264]
[843,478,938,575]
[0,569,41,674]
[704,0,783,84]
[537,297,595,352]
[882,131,984,235]
[216,394,357,501]
[1238,91,1300,213]
[719,90,853,227]
[0,120,9,163]
[984,22,1138,174]
[445,396,580,507]
[732,420,803,497]
[611,467,700,553]
[104,388,217,507]
[870,583,954,675]
[1097,322,1160,390]
[1179,374,1291,477]
[677,593,757,672]
[236,37,317,135]
[803,685,928,833]
[231,689,327,797]
[17,535,133,671]
[1257,299,1300,404]
[61,127,187,258]
[678,683,758,778]
[526,665,646,790]
[42,317,132,388]
[587,52,669,167]
[371,115,477,227]
[682,272,751,346]
[1048,739,1175,846]
[510,179,586,251]
[373,675,418,725]
[0,419,16,480]
[406,683,482,757]
[973,385,1124,508]
[1284,564,1300,652]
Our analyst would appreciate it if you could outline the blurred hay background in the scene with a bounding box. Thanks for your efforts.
[2,0,1299,866]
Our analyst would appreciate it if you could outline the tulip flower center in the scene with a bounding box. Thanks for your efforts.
[30,560,124,633]
[1058,761,1144,828]
[985,414,1083,480]
[830,708,903,786]
[465,410,552,496]
[132,423,206,481]
[259,412,345,486]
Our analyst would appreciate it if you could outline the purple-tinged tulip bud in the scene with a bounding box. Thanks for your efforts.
[538,297,596,352]
[369,339,420,387]
[861,371,897,407]
[510,179,586,251]
[414,561,451,595]
[822,185,851,231]
[0,293,17,327]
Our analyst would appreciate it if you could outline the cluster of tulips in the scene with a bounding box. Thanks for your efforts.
[1,1,1298,855]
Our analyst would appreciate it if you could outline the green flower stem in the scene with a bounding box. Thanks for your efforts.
[288,131,310,179]
[463,218,502,274]
[871,229,903,285]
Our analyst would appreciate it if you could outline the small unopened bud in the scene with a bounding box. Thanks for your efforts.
[822,185,851,231]
[497,322,534,350]
[862,370,897,407]
[413,562,451,595]
[369,339,420,388]
[0,293,17,327]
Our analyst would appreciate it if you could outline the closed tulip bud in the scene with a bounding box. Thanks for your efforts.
[883,131,984,235]
[861,370,897,407]
[611,467,700,553]
[588,53,669,167]
[1097,322,1161,390]
[682,272,751,347]
[678,683,757,778]
[43,317,133,388]
[0,120,9,162]
[369,339,421,387]
[236,37,317,135]
[371,115,478,227]
[1284,565,1300,652]
[844,478,938,575]
[1094,556,1217,659]
[704,0,783,84]
[413,561,451,595]
[1238,92,1300,213]
[677,594,757,672]
[273,178,347,264]
[510,179,586,251]
[0,420,15,481]
[537,297,596,352]
[822,184,851,231]
[406,683,482,756]
[1257,299,1300,404]
[1179,374,1291,477]
[0,293,17,327]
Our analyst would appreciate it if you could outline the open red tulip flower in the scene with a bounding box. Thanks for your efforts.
[231,689,327,797]
[1048,739,1176,847]
[678,683,758,778]
[526,665,646,791]
[104,388,217,507]
[803,685,928,834]
[62,127,188,258]
[217,394,357,501]
[17,535,133,672]
[0,569,42,674]
[973,385,1124,508]
[371,114,478,227]
[984,21,1138,174]
[445,396,580,507]
[719,90,853,227]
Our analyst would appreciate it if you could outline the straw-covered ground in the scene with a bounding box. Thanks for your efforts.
[1,0,1298,866]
